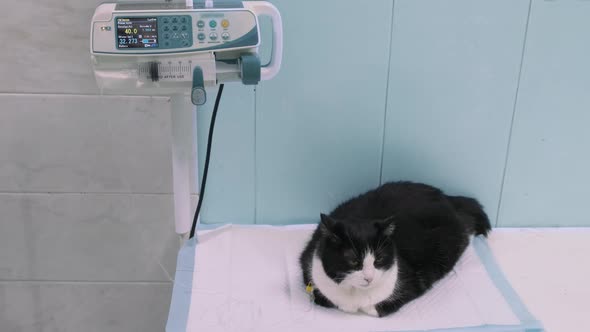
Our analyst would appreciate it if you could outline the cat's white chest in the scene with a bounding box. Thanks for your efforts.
[311,255,398,315]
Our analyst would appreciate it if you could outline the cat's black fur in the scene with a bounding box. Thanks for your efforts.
[299,181,491,317]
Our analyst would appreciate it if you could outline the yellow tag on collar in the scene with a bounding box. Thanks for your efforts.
[305,282,314,294]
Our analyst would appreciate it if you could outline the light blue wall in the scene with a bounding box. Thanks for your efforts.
[381,0,529,225]
[199,0,590,227]
[497,1,590,227]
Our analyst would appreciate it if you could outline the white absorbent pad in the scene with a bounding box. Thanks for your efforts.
[166,224,543,332]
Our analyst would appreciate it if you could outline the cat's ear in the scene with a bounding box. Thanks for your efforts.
[319,214,340,242]
[380,215,396,237]
[319,213,335,233]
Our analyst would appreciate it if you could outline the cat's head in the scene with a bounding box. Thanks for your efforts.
[316,213,396,289]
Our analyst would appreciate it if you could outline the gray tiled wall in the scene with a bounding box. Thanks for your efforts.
[0,2,187,330]
[0,282,173,332]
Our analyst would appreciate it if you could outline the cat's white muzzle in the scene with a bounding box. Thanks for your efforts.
[343,269,384,289]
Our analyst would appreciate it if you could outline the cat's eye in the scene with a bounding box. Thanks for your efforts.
[349,259,359,266]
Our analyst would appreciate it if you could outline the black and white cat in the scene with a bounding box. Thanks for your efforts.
[299,181,491,317]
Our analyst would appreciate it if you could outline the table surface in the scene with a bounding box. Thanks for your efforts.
[487,228,590,332]
[195,225,588,331]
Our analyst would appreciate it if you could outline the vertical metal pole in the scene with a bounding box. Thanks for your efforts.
[170,95,196,238]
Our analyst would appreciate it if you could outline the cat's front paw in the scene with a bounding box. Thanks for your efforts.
[360,305,379,317]
[338,304,359,314]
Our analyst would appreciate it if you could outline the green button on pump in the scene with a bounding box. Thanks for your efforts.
[209,20,217,28]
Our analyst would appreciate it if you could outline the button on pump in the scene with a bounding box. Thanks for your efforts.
[209,32,218,40]
[197,20,205,28]
[197,33,206,41]
[209,20,217,28]
[221,32,230,40]
[221,19,229,28]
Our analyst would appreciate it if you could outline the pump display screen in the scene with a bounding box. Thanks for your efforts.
[117,17,158,48]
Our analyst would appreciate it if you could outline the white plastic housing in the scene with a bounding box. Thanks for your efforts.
[90,2,283,96]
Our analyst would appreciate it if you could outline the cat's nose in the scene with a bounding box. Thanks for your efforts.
[363,268,375,283]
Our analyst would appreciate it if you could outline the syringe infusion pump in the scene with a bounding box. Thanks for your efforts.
[90,1,282,105]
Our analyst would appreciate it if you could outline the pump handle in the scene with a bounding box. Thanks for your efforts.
[244,1,283,81]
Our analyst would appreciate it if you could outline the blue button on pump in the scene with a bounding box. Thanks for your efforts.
[209,20,217,28]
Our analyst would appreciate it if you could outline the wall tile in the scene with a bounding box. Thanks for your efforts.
[0,282,172,332]
[0,94,173,194]
[0,0,211,94]
[0,0,106,93]
[0,193,179,281]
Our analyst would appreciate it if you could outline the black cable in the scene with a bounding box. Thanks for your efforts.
[189,84,224,239]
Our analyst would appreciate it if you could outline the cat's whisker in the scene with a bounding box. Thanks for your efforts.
[375,237,385,253]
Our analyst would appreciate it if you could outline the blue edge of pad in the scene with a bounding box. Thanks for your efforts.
[166,225,544,332]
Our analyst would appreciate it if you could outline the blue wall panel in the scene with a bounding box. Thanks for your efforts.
[254,0,394,224]
[198,0,589,227]
[498,1,590,227]
[381,0,530,225]
[197,85,256,224]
